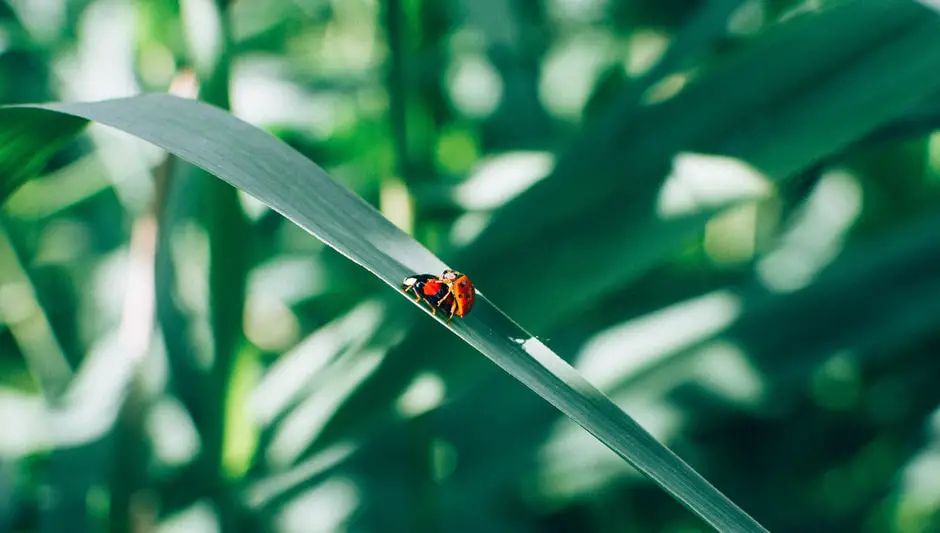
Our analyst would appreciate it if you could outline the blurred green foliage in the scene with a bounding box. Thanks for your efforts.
[2,0,940,532]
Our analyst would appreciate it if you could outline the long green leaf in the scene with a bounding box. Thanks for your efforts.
[0,94,768,532]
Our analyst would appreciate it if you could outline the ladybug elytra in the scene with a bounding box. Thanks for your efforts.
[440,269,475,320]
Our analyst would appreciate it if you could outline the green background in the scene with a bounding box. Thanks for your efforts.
[2,0,940,532]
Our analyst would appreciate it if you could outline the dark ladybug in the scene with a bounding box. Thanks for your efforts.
[401,273,453,316]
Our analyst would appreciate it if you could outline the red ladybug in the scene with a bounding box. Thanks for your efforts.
[401,269,476,322]
[439,269,476,321]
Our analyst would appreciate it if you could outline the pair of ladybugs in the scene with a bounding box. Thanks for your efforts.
[401,269,476,322]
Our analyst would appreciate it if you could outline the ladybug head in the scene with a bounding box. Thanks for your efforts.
[441,269,463,281]
[402,273,438,290]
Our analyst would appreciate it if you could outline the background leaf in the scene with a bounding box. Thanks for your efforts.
[2,0,940,532]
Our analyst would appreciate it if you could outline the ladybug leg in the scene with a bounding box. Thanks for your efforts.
[438,288,455,323]
[415,295,436,314]
[445,297,458,323]
[403,286,420,302]
[404,287,435,315]
[422,298,437,315]
[406,289,430,310]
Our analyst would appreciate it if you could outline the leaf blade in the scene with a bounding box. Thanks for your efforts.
[0,94,769,532]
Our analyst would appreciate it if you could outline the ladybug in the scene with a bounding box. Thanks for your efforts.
[401,269,476,322]
[439,269,476,321]
[401,273,452,317]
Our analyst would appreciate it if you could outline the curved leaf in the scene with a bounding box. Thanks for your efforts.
[0,94,768,532]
